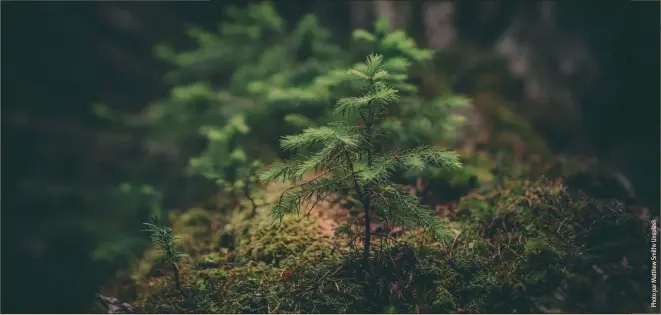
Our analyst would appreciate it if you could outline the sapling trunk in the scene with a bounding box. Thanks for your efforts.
[244,183,258,217]
[165,246,186,298]
[362,196,372,266]
[345,150,372,267]
[363,94,375,269]
[171,261,184,295]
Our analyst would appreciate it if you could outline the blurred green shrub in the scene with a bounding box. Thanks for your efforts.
[116,2,471,207]
[97,0,471,286]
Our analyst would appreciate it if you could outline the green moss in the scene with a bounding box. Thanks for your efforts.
[118,177,650,314]
[136,253,364,313]
[130,249,167,283]
[196,250,229,269]
[220,206,333,265]
[219,259,363,313]
[171,208,213,237]
[168,207,227,256]
[451,179,651,313]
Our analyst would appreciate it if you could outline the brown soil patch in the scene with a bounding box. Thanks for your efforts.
[265,174,351,238]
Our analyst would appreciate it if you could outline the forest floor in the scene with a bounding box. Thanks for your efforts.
[97,95,656,314]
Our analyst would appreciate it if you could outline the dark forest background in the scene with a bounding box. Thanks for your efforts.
[1,1,659,313]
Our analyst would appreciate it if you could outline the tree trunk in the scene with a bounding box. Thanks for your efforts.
[373,0,411,30]
[423,1,456,50]
[349,1,373,30]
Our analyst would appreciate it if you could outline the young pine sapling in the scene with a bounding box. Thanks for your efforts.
[260,54,462,267]
[189,114,264,215]
[142,217,188,296]
[218,160,264,217]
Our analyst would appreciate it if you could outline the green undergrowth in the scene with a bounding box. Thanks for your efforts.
[102,87,651,313]
[115,175,651,313]
[98,4,652,313]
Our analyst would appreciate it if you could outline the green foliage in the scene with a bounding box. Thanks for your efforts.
[351,17,472,148]
[352,16,432,94]
[95,5,469,230]
[141,4,467,172]
[125,177,651,314]
[350,17,473,193]
[145,1,350,154]
[383,95,471,148]
[99,6,653,315]
[261,54,462,264]
[187,113,264,212]
[188,114,251,182]
[100,9,472,310]
[142,217,189,295]
[132,3,356,210]
[142,220,187,268]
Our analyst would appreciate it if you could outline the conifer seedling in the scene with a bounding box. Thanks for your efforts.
[227,160,264,217]
[142,217,188,297]
[261,54,462,267]
[188,114,265,215]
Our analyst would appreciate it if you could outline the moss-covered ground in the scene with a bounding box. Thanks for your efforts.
[99,99,654,314]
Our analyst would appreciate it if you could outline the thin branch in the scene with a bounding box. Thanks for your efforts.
[275,165,342,208]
